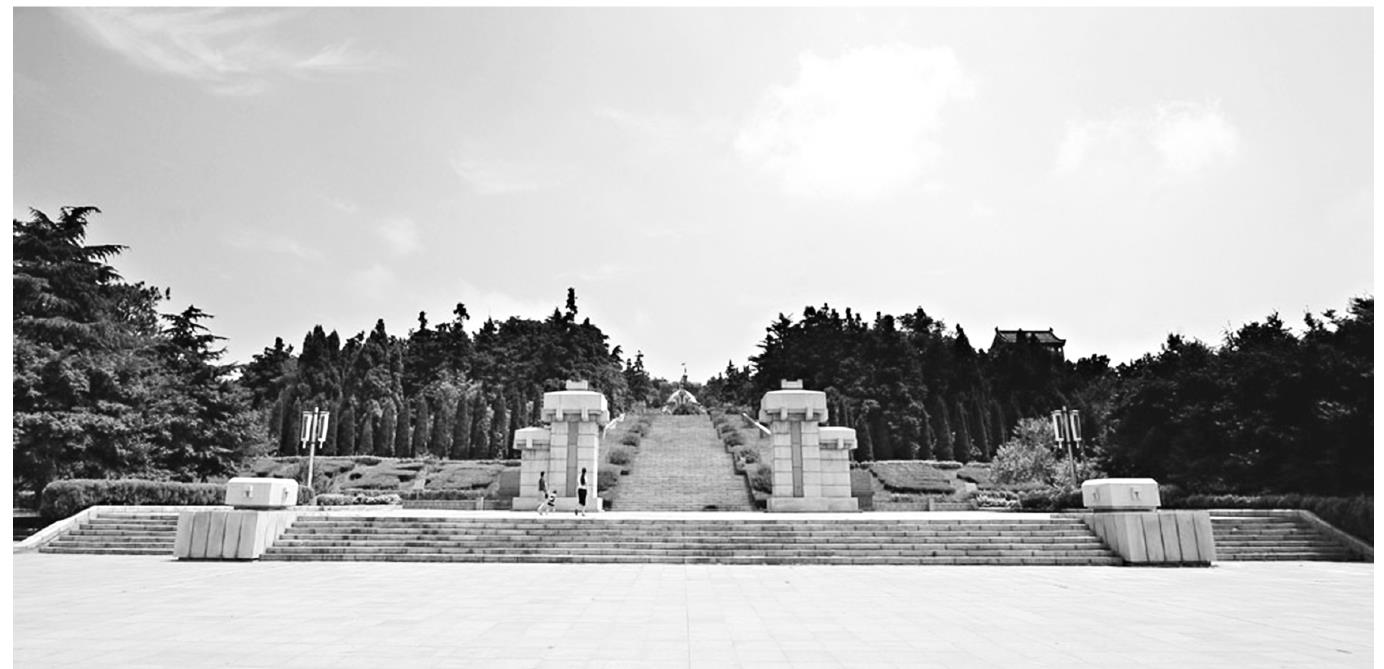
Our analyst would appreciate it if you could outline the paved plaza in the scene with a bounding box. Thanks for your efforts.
[12,550,1372,668]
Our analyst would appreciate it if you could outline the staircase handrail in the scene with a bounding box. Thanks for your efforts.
[741,413,771,437]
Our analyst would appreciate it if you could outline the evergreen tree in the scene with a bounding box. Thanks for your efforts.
[931,396,954,461]
[954,397,974,462]
[380,399,398,457]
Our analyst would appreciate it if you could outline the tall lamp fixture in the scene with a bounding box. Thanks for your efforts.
[1050,407,1082,486]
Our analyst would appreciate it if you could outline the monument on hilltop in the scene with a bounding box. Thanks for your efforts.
[759,380,858,512]
[513,380,608,513]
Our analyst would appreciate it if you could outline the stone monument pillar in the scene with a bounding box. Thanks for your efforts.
[513,380,607,512]
[759,380,858,512]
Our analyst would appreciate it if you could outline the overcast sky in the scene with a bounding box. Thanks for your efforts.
[13,8,1373,381]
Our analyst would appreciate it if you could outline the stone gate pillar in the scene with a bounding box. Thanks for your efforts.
[513,380,607,512]
[759,381,859,512]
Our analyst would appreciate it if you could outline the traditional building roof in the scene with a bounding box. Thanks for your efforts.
[665,388,699,406]
[992,328,1066,347]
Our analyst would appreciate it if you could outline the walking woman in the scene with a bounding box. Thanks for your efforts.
[575,467,589,516]
[537,472,554,515]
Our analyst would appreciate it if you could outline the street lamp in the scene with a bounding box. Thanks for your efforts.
[1050,407,1082,487]
[299,407,330,500]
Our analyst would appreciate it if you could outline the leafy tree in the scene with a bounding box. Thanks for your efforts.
[992,418,1063,487]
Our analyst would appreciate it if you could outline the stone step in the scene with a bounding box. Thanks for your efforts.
[261,553,1123,566]
[40,546,171,555]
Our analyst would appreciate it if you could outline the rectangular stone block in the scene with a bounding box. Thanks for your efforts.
[1082,478,1160,510]
[1175,511,1200,562]
[768,497,858,512]
[189,511,211,558]
[1141,514,1165,562]
[224,477,299,509]
[800,458,821,473]
[578,421,598,435]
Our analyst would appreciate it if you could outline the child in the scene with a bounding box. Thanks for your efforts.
[538,488,558,516]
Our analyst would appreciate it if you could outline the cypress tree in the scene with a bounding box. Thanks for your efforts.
[931,396,954,461]
[358,410,375,456]
[430,389,456,458]
[380,399,398,457]
[854,413,875,461]
[412,395,431,456]
[921,407,937,461]
[393,399,411,457]
[954,397,974,462]
[337,401,357,456]
[487,396,509,462]
[452,389,473,459]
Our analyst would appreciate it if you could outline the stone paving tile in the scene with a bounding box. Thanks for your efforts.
[12,555,1374,668]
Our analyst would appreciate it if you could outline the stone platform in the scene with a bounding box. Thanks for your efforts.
[13,552,1373,668]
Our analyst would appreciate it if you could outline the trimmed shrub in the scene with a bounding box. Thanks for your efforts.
[733,445,759,465]
[1017,488,1084,511]
[722,431,745,447]
[956,465,993,486]
[354,456,383,466]
[869,462,957,495]
[597,468,620,492]
[620,433,641,447]
[607,446,633,466]
[316,492,401,506]
[40,479,224,521]
[749,463,773,494]
[972,490,1020,509]
[628,423,649,437]
[400,489,486,501]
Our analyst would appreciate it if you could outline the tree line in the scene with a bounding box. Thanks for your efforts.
[13,207,1372,499]
[13,208,660,498]
[701,299,1372,496]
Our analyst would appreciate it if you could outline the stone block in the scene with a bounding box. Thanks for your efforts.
[768,497,859,512]
[758,388,828,424]
[513,427,551,451]
[176,509,299,560]
[818,426,858,450]
[542,388,610,424]
[1078,510,1214,565]
[1082,478,1160,511]
[224,477,298,509]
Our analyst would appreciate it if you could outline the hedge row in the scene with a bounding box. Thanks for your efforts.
[40,479,225,521]
[316,493,401,506]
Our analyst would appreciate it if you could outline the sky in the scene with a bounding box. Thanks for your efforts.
[12,8,1374,382]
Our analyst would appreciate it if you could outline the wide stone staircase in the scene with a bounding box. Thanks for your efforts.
[261,515,1123,565]
[1211,511,1363,561]
[38,511,179,555]
[614,414,753,512]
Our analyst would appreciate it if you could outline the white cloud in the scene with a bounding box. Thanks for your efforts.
[451,159,542,195]
[1056,101,1239,177]
[349,263,397,301]
[59,8,383,96]
[969,201,997,218]
[735,44,974,202]
[1151,102,1240,174]
[376,217,420,256]
[224,227,322,261]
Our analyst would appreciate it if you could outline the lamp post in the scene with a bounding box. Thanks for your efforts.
[1050,407,1082,487]
[299,407,330,499]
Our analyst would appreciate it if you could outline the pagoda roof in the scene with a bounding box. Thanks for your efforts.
[993,328,1065,346]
